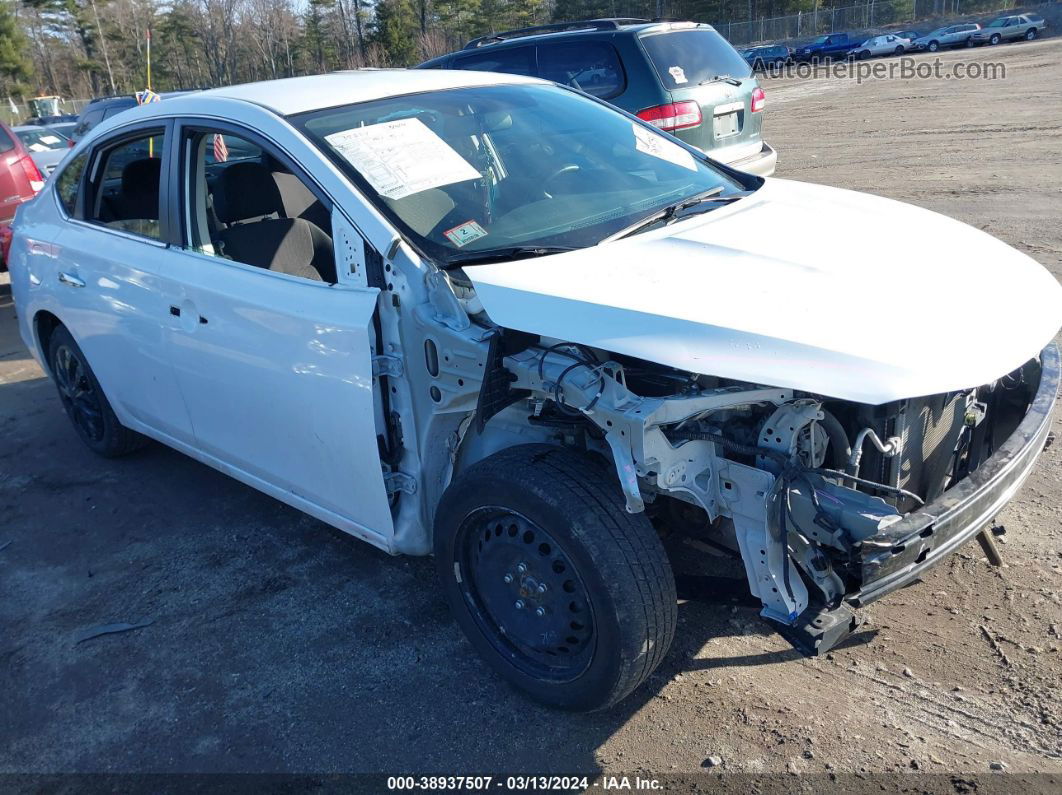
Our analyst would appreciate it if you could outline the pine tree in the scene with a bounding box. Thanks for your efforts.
[371,0,419,65]
[0,0,33,96]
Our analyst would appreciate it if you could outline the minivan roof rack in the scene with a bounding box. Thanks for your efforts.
[464,18,650,49]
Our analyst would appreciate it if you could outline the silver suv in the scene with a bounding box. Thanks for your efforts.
[912,23,980,51]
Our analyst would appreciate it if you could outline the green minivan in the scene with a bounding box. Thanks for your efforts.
[418,19,776,176]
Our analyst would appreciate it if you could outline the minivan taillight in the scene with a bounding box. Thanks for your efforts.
[751,87,766,113]
[636,101,702,132]
[19,154,45,193]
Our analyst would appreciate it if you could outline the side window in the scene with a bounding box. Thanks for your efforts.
[183,128,336,283]
[103,104,133,120]
[537,42,625,99]
[55,153,88,216]
[85,130,165,241]
[455,47,536,77]
[75,109,103,137]
[0,127,14,154]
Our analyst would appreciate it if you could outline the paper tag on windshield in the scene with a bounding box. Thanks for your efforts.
[632,123,697,171]
[40,135,61,145]
[444,220,487,247]
[325,118,481,201]
[669,66,688,84]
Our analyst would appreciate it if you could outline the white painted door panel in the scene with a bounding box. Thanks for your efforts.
[163,253,393,543]
[54,221,195,444]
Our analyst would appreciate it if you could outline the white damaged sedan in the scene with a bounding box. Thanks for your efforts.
[9,70,1062,711]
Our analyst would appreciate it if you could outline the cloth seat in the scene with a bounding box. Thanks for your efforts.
[213,161,336,283]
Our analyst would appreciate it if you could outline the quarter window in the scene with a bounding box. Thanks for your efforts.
[537,42,625,99]
[0,127,14,154]
[182,128,336,283]
[455,47,536,77]
[55,153,88,216]
[86,130,166,241]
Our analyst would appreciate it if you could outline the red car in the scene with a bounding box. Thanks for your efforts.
[0,119,45,268]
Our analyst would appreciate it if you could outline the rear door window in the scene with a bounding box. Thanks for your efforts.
[536,42,625,99]
[454,47,536,77]
[87,130,166,240]
[55,153,88,216]
[640,28,752,90]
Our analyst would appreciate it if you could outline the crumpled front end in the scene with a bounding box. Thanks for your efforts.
[489,336,1058,655]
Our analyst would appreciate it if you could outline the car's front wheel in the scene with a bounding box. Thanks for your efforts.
[47,326,146,457]
[435,444,677,711]
[990,33,1001,45]
[928,40,939,52]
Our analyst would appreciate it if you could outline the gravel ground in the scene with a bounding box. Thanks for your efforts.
[1,39,1060,787]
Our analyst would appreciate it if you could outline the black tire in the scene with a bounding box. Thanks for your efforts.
[47,325,147,457]
[1026,28,1037,41]
[434,444,677,711]
[928,40,939,52]
[894,45,905,55]
[859,50,870,60]
[990,33,1001,45]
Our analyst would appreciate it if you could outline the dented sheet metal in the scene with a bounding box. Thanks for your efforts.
[466,179,1062,404]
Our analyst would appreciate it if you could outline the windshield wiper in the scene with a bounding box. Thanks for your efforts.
[699,74,743,86]
[442,246,576,268]
[604,188,751,242]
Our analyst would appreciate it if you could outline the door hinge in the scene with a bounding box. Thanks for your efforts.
[383,470,417,495]
[372,354,403,378]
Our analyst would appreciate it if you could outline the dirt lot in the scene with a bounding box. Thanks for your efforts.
[2,39,1061,786]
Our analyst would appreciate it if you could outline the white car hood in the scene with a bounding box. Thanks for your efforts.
[465,179,1062,404]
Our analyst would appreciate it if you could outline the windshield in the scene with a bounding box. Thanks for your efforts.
[292,84,750,262]
[15,127,68,151]
[640,29,752,88]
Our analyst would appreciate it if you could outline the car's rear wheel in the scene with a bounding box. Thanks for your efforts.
[47,326,146,457]
[434,444,677,711]
[1026,28,1037,40]
[990,33,1001,45]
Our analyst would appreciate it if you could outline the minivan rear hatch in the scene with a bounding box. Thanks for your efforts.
[638,27,764,164]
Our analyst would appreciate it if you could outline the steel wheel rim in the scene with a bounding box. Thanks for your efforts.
[53,345,104,442]
[456,507,596,682]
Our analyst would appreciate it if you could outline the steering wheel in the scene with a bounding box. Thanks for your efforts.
[543,164,581,198]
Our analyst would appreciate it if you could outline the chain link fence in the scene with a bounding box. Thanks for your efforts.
[715,0,1024,45]
[1,98,91,128]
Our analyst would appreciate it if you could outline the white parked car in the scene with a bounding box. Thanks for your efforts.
[847,34,911,59]
[8,71,1062,711]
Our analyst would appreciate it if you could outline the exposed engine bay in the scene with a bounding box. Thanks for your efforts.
[455,330,1046,653]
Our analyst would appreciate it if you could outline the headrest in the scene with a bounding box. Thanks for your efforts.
[119,158,160,219]
[214,161,285,224]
